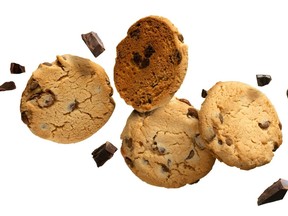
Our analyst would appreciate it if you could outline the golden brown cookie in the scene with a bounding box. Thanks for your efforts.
[121,97,215,188]
[199,81,282,170]
[20,54,115,144]
[114,16,188,112]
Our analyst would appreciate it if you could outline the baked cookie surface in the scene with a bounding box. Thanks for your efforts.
[20,54,115,144]
[199,81,282,170]
[121,97,215,188]
[114,16,188,112]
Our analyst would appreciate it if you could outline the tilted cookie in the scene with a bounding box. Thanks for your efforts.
[199,81,282,170]
[20,54,115,144]
[121,97,215,188]
[114,16,188,112]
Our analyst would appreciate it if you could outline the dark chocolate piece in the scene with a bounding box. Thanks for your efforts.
[256,74,272,87]
[91,141,117,167]
[81,31,105,58]
[257,178,288,205]
[0,81,16,91]
[10,62,25,74]
[201,89,207,98]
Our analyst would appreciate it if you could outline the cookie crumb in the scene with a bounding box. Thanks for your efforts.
[92,141,118,167]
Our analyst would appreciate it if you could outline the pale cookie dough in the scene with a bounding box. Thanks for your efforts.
[121,97,215,188]
[20,54,115,144]
[199,81,282,170]
[114,15,188,112]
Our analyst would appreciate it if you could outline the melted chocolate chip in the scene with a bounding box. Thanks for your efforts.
[225,137,233,146]
[186,149,195,160]
[178,34,184,43]
[144,45,155,58]
[187,108,199,119]
[37,91,55,108]
[178,98,191,106]
[169,49,182,65]
[258,121,270,129]
[124,137,133,149]
[130,28,140,39]
[161,164,170,172]
[124,157,134,168]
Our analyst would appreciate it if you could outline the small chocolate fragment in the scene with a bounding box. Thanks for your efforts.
[0,81,16,91]
[81,31,105,58]
[91,141,118,167]
[10,62,25,74]
[256,74,272,87]
[257,178,288,205]
[201,89,207,98]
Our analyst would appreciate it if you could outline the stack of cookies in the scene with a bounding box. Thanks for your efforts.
[114,16,283,188]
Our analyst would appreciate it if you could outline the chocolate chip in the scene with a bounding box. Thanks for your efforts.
[218,139,223,145]
[189,179,200,185]
[144,45,155,58]
[130,28,140,39]
[158,146,166,154]
[273,142,279,152]
[201,89,208,98]
[161,164,170,173]
[0,81,16,91]
[256,74,272,87]
[81,31,105,58]
[279,122,282,130]
[178,98,191,106]
[42,62,52,66]
[29,79,40,91]
[140,58,150,68]
[178,34,184,43]
[37,91,55,108]
[124,137,133,149]
[205,127,216,142]
[21,111,30,125]
[187,108,199,119]
[67,100,78,112]
[91,141,118,167]
[169,49,182,65]
[257,178,288,205]
[225,137,233,146]
[186,149,195,160]
[124,157,134,168]
[219,113,224,124]
[258,121,270,129]
[194,134,205,150]
[132,52,142,65]
[10,62,25,74]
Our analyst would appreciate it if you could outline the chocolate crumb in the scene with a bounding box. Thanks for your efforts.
[0,81,16,91]
[256,74,272,87]
[81,31,105,58]
[258,179,288,205]
[92,141,118,167]
[201,89,207,98]
[10,62,25,74]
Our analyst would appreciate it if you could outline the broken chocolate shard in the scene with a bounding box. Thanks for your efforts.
[81,31,105,58]
[256,74,272,87]
[257,178,288,205]
[91,141,117,167]
[0,81,16,91]
[10,62,25,74]
[201,89,207,98]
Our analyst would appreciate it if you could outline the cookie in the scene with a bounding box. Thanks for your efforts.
[198,81,282,170]
[114,16,188,112]
[20,54,115,144]
[121,97,215,188]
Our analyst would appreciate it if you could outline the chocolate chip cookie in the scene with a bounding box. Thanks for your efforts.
[121,97,215,188]
[114,16,188,112]
[20,54,115,144]
[199,81,282,170]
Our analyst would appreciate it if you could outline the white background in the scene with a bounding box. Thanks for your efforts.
[0,0,288,215]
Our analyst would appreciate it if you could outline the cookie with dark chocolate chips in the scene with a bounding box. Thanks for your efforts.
[20,54,115,144]
[198,81,282,170]
[114,16,188,112]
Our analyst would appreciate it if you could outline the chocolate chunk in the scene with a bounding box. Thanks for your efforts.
[201,89,207,98]
[0,81,16,91]
[258,121,270,129]
[186,149,195,160]
[144,45,155,58]
[91,141,118,167]
[10,62,25,74]
[258,179,288,205]
[256,74,272,87]
[81,31,105,58]
[169,49,182,65]
[187,107,199,119]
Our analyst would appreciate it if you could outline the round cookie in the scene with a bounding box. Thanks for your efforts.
[114,16,188,112]
[121,97,215,188]
[20,54,115,144]
[199,81,282,170]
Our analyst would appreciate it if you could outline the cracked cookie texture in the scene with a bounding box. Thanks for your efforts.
[114,15,188,112]
[199,81,282,170]
[121,97,215,188]
[20,54,115,144]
